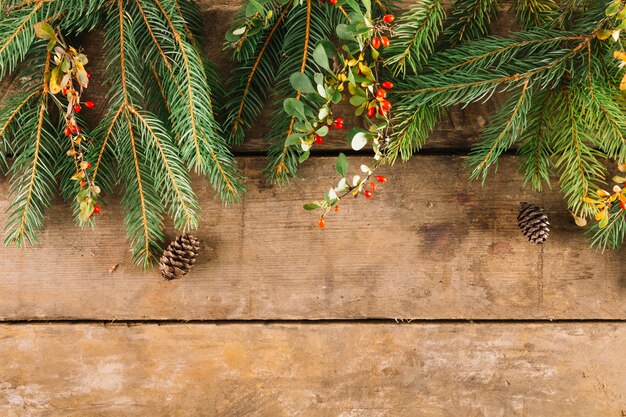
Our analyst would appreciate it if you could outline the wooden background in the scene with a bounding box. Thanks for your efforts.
[1,1,626,416]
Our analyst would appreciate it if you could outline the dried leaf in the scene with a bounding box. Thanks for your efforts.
[33,22,56,41]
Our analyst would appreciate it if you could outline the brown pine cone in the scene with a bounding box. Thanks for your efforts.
[159,233,200,280]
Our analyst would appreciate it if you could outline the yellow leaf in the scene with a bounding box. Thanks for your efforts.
[583,196,598,204]
[596,209,607,221]
[599,213,610,228]
[596,189,611,197]
[614,51,626,60]
[598,29,614,40]
[613,175,626,183]
[49,65,62,94]
[620,72,626,91]
[618,163,626,172]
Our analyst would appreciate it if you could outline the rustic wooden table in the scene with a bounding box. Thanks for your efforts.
[1,1,625,416]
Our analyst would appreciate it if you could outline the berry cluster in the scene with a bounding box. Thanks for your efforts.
[34,22,101,222]
[301,8,397,227]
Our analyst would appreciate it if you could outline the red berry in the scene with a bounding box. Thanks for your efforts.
[383,14,395,23]
[84,100,95,109]
[333,205,340,212]
[381,81,394,89]
[74,104,81,113]
[315,135,323,145]
[318,217,326,228]
[93,205,101,214]
[62,87,67,95]
[64,127,72,136]
[367,107,376,118]
[376,88,387,99]
[364,190,373,199]
[85,162,92,169]
[371,37,381,49]
[333,117,344,129]
[381,99,392,110]
[378,107,388,117]
[375,175,387,183]
[80,179,87,188]
[380,36,390,47]
[620,200,626,210]
[329,0,337,4]
[87,72,92,79]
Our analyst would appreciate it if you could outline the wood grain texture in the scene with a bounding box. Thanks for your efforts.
[1,156,624,321]
[1,322,625,417]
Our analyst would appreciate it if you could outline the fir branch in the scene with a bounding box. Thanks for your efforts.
[586,81,626,162]
[443,0,499,46]
[591,205,626,251]
[0,2,41,80]
[121,109,165,268]
[384,0,445,76]
[468,79,532,182]
[435,29,586,74]
[152,0,244,203]
[128,106,201,231]
[512,0,558,28]
[551,86,606,217]
[516,88,553,191]
[268,0,313,182]
[224,2,290,144]
[385,104,440,164]
[398,36,589,107]
[0,86,41,173]
[4,50,58,246]
[92,0,167,267]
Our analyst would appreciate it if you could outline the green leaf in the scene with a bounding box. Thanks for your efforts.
[33,22,56,41]
[336,24,356,40]
[283,98,306,120]
[316,125,329,136]
[313,43,331,72]
[290,72,316,94]
[303,202,321,211]
[285,133,302,146]
[299,151,310,163]
[362,0,371,15]
[350,95,368,106]
[344,0,361,14]
[336,153,348,177]
[607,0,621,16]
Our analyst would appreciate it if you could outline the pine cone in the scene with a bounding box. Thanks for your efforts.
[517,202,550,244]
[159,233,200,280]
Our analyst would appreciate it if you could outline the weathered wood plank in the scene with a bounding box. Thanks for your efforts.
[1,323,625,416]
[1,156,624,321]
